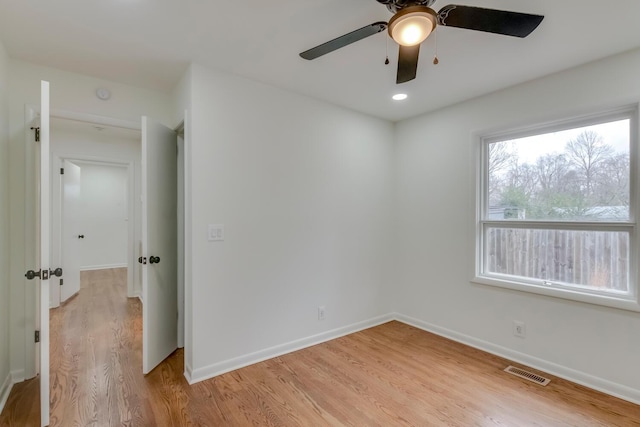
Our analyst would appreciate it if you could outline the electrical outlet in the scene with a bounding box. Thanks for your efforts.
[513,320,526,338]
[318,306,326,321]
[208,224,224,241]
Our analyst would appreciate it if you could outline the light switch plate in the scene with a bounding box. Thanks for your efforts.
[208,224,224,241]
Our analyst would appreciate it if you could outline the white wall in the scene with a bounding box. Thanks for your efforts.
[0,40,12,409]
[75,162,128,270]
[3,45,637,409]
[8,59,172,380]
[187,64,395,380]
[394,48,640,401]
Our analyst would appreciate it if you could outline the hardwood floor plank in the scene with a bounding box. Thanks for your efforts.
[1,268,639,426]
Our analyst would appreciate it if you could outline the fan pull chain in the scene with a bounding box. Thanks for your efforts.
[433,27,439,65]
[384,35,390,65]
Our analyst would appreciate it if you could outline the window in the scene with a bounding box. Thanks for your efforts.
[476,107,640,311]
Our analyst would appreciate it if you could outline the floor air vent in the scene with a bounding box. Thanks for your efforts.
[504,366,551,386]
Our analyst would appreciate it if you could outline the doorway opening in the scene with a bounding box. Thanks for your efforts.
[20,102,186,426]
[51,158,134,307]
[50,117,141,308]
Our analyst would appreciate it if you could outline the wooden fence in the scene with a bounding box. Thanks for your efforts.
[486,228,629,292]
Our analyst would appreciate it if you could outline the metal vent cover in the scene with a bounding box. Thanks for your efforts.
[504,365,551,386]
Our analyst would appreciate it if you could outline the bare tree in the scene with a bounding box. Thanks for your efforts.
[488,142,513,176]
[536,154,570,192]
[488,142,515,206]
[507,158,538,198]
[593,153,630,206]
[565,131,614,198]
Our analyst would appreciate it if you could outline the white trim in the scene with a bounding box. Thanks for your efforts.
[481,106,638,144]
[393,313,640,406]
[476,105,640,311]
[184,362,193,384]
[26,104,140,131]
[23,105,38,381]
[0,374,13,414]
[185,311,640,405]
[50,155,62,309]
[185,314,394,384]
[9,370,24,384]
[182,109,193,384]
[80,263,127,271]
[472,275,640,312]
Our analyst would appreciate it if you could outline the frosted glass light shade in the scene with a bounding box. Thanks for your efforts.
[388,7,437,47]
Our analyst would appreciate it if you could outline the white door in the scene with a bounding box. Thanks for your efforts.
[38,80,51,427]
[141,117,178,374]
[60,160,82,302]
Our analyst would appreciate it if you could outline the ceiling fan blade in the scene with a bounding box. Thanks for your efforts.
[438,5,544,38]
[300,22,388,60]
[397,44,420,84]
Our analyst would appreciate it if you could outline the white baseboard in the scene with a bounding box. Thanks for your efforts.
[182,310,639,406]
[0,373,13,414]
[80,263,127,271]
[184,362,193,384]
[128,289,142,300]
[186,313,394,384]
[9,370,24,384]
[392,313,640,406]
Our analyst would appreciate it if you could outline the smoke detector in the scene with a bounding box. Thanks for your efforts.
[96,88,111,100]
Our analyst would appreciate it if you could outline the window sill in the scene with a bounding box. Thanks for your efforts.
[472,275,640,313]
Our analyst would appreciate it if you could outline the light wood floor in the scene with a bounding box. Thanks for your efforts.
[1,268,639,426]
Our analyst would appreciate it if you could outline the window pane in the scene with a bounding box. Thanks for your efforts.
[485,227,629,294]
[488,120,630,221]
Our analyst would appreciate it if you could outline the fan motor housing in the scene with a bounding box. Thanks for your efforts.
[377,0,436,13]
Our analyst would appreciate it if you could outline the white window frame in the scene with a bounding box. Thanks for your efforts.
[474,105,640,312]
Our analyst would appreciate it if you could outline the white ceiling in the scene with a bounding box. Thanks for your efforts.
[2,0,640,122]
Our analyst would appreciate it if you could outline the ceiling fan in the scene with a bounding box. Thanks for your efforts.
[299,0,544,84]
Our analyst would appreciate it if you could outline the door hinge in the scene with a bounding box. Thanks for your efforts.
[30,126,40,142]
[60,167,64,175]
[35,330,40,343]
[59,278,64,287]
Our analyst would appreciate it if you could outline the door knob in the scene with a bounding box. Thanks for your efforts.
[149,256,161,264]
[138,256,147,265]
[50,268,63,277]
[25,270,41,280]
[78,234,85,239]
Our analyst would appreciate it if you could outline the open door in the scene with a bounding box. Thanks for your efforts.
[60,160,82,302]
[141,117,178,374]
[37,80,51,427]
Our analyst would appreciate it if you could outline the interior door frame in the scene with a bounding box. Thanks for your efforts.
[51,154,136,301]
[175,121,185,350]
[22,106,141,371]
[22,104,188,413]
[23,105,39,381]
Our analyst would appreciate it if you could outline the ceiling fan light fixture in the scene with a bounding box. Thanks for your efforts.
[388,6,437,47]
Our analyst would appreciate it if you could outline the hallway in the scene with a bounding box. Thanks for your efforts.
[1,268,188,426]
[2,269,639,426]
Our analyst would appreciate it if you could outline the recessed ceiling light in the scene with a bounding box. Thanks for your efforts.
[392,93,408,101]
